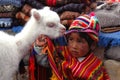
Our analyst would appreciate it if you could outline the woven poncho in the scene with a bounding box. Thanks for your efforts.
[29,36,110,80]
[62,53,110,80]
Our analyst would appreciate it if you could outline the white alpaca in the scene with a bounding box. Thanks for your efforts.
[0,7,65,80]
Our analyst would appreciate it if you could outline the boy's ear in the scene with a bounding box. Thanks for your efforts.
[90,42,97,51]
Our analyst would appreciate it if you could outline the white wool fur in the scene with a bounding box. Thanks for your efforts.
[0,7,65,80]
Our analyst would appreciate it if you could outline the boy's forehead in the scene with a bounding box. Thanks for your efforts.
[68,32,82,37]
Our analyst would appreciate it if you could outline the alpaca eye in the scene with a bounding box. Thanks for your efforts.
[47,22,55,28]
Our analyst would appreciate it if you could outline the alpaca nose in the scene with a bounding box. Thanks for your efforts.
[60,27,66,34]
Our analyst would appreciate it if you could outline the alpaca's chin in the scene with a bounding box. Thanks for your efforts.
[48,34,62,39]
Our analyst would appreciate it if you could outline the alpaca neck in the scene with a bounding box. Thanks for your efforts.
[15,17,41,57]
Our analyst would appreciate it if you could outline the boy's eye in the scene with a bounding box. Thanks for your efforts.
[77,39,82,43]
[68,37,73,41]
[79,38,87,43]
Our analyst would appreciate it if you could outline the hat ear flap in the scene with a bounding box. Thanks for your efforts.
[90,41,97,51]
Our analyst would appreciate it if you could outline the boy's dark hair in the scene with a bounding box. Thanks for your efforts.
[78,32,94,47]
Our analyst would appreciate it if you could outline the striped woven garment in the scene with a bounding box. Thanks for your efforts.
[29,36,110,80]
[29,36,68,80]
[62,53,110,80]
[45,36,68,80]
[43,36,110,80]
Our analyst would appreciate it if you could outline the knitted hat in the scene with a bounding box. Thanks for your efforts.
[65,13,100,42]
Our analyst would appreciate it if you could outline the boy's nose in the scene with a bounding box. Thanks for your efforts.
[71,42,78,48]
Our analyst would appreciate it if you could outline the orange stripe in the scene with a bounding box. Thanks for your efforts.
[78,56,96,77]
[98,73,103,80]
[87,60,102,79]
[46,38,63,80]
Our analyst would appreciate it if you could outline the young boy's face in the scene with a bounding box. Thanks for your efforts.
[67,32,90,58]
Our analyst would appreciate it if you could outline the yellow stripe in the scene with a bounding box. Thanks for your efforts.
[88,61,102,79]
[78,56,96,77]
[97,72,103,80]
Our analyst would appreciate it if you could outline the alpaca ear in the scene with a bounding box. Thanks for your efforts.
[43,6,50,10]
[31,9,41,21]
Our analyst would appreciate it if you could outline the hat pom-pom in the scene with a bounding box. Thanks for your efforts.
[89,12,95,17]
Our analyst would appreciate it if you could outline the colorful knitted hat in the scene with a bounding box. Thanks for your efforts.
[65,13,100,42]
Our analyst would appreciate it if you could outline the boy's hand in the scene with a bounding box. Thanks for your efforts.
[35,34,47,47]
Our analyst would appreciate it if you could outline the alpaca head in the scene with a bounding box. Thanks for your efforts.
[30,7,66,39]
